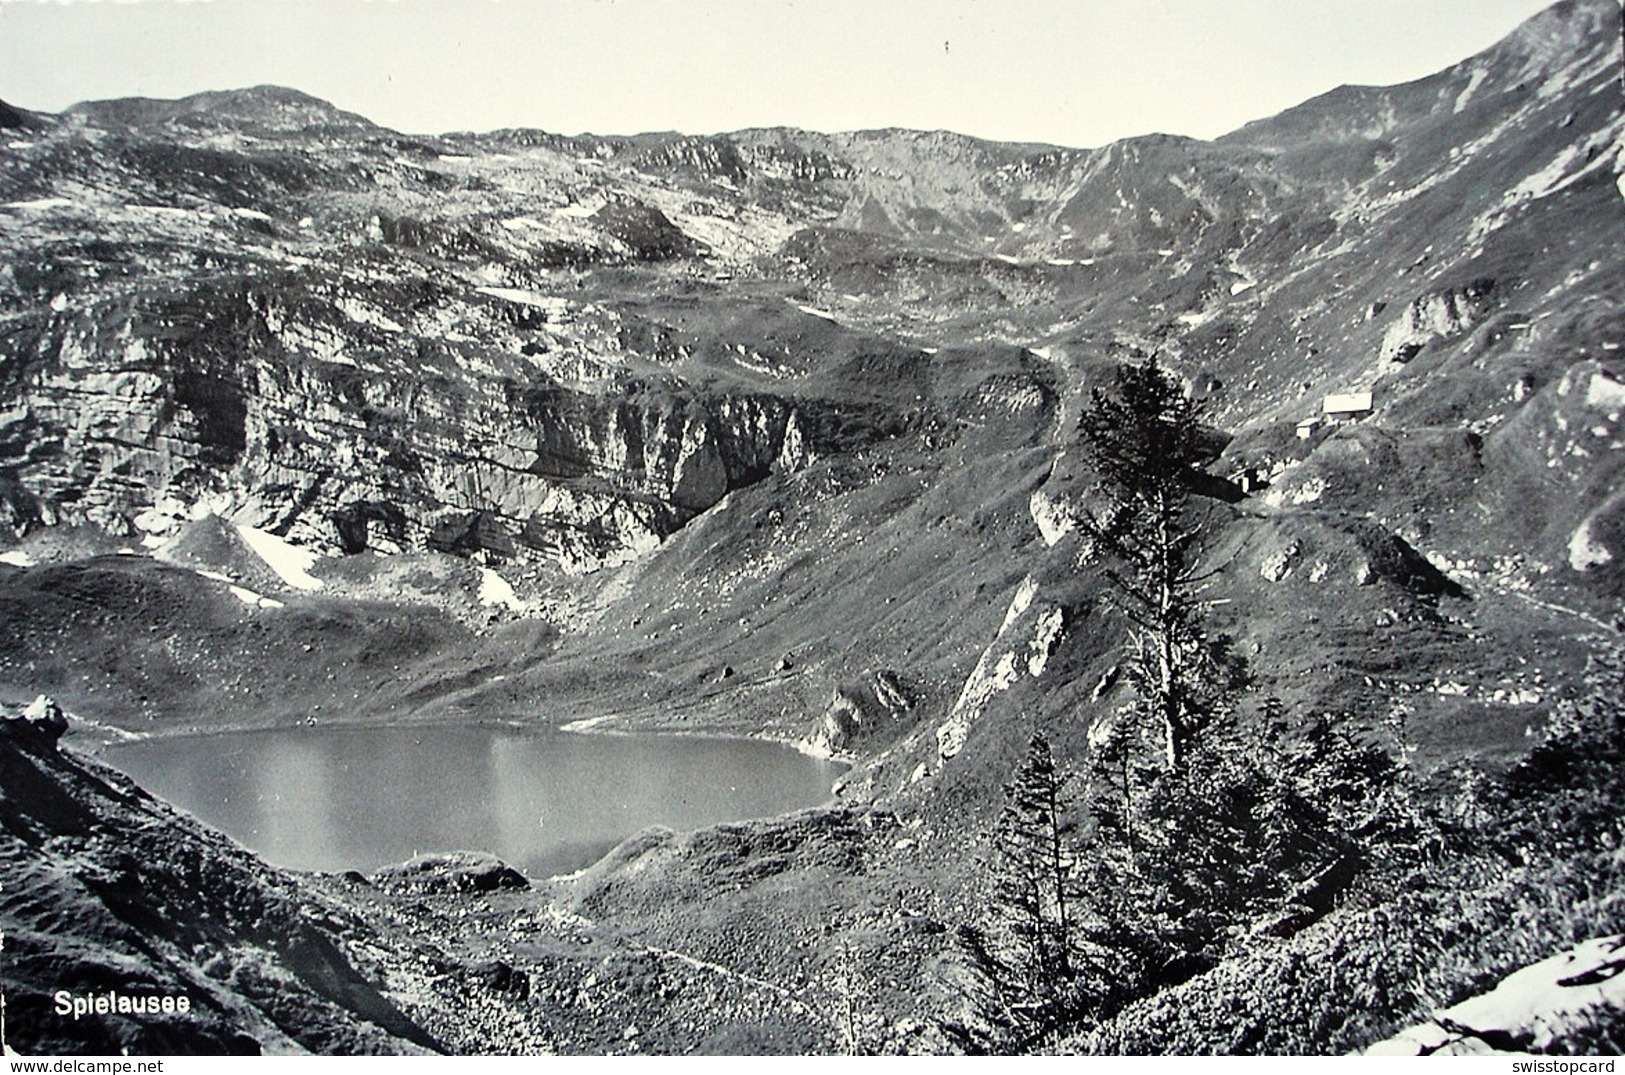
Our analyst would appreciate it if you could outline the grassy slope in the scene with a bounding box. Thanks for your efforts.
[1065,657,1625,1054]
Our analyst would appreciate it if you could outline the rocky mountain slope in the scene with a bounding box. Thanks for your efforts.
[0,697,437,1054]
[1,697,887,1054]
[1,0,1622,1055]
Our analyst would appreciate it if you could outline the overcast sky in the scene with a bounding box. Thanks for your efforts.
[0,0,1562,147]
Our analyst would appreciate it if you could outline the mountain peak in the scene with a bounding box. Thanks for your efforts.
[1491,0,1620,80]
[66,85,378,134]
[0,97,47,131]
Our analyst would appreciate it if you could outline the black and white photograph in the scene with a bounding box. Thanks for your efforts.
[1,0,1622,1058]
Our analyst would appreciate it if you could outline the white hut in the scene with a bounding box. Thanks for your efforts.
[1322,390,1374,421]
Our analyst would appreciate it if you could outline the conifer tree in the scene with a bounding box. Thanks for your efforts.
[1075,359,1230,771]
[988,733,1078,1025]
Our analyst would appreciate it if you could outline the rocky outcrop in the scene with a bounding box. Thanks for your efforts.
[634,137,750,183]
[1379,279,1497,365]
[1029,488,1078,547]
[589,198,700,261]
[803,671,914,756]
[370,852,530,896]
[1569,494,1623,575]
[0,0,1622,1054]
[935,577,1066,762]
[1241,514,1464,598]
[7,693,69,744]
[467,960,530,1001]
[1,98,33,130]
[66,86,378,136]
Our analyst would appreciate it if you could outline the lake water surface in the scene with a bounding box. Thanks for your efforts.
[98,724,846,878]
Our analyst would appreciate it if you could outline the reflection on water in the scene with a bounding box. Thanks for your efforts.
[99,724,845,878]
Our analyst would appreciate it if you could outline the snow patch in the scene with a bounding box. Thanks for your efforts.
[474,287,569,316]
[1569,519,1613,571]
[1472,126,1623,244]
[129,204,192,218]
[0,550,36,568]
[1453,67,1489,113]
[1585,371,1625,410]
[1366,935,1625,1055]
[557,199,604,219]
[1510,143,1589,201]
[4,197,72,211]
[478,567,525,612]
[793,303,839,322]
[228,585,284,610]
[235,525,324,591]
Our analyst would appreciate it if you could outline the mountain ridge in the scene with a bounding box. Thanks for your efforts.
[1,0,1622,1054]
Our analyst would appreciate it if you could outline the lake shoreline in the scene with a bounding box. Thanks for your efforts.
[90,719,852,881]
[67,705,851,767]
[64,694,857,770]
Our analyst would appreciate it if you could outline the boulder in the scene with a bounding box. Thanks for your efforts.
[466,959,530,1000]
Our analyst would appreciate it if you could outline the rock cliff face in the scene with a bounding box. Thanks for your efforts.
[3,1,1620,598]
[1378,279,1499,366]
[1,273,828,572]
